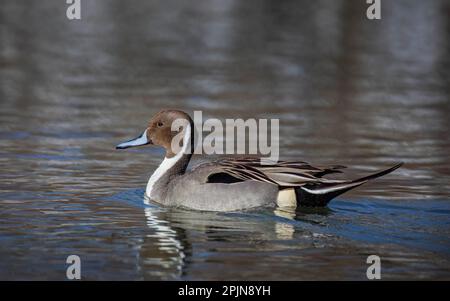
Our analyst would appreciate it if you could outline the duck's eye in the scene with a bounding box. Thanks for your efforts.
[157,122,164,128]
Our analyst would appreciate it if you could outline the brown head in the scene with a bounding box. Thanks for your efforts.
[116,109,194,158]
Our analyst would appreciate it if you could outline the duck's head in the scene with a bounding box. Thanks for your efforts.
[116,109,193,158]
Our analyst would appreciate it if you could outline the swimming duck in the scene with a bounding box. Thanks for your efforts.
[116,110,402,211]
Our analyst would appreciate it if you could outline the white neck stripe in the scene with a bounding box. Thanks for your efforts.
[146,124,191,198]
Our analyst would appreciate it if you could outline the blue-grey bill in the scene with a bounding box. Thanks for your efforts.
[116,129,150,149]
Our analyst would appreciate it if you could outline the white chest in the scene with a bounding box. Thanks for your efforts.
[145,124,191,199]
[146,157,179,198]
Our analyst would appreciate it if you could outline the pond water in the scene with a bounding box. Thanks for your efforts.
[0,0,449,280]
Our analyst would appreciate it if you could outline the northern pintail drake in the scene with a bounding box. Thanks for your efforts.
[116,110,402,212]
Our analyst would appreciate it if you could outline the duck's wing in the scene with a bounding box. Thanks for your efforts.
[212,157,347,187]
[191,157,403,207]
[193,156,401,188]
[188,158,291,185]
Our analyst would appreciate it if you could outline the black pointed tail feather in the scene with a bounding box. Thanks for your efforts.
[295,162,403,207]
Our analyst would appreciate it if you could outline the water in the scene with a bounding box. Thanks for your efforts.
[1,0,449,280]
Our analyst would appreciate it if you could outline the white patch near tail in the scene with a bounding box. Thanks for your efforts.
[276,188,297,207]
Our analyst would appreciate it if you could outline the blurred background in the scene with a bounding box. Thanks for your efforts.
[0,0,449,280]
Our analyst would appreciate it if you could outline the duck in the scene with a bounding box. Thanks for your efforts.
[116,109,402,212]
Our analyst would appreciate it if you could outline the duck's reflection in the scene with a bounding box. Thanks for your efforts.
[273,207,296,239]
[274,205,333,239]
[137,206,189,280]
[137,201,333,279]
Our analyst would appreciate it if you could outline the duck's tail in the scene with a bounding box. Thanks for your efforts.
[295,162,403,207]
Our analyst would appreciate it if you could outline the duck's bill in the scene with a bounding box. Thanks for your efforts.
[116,129,152,149]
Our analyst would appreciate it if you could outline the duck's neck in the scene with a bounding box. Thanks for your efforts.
[145,124,193,201]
